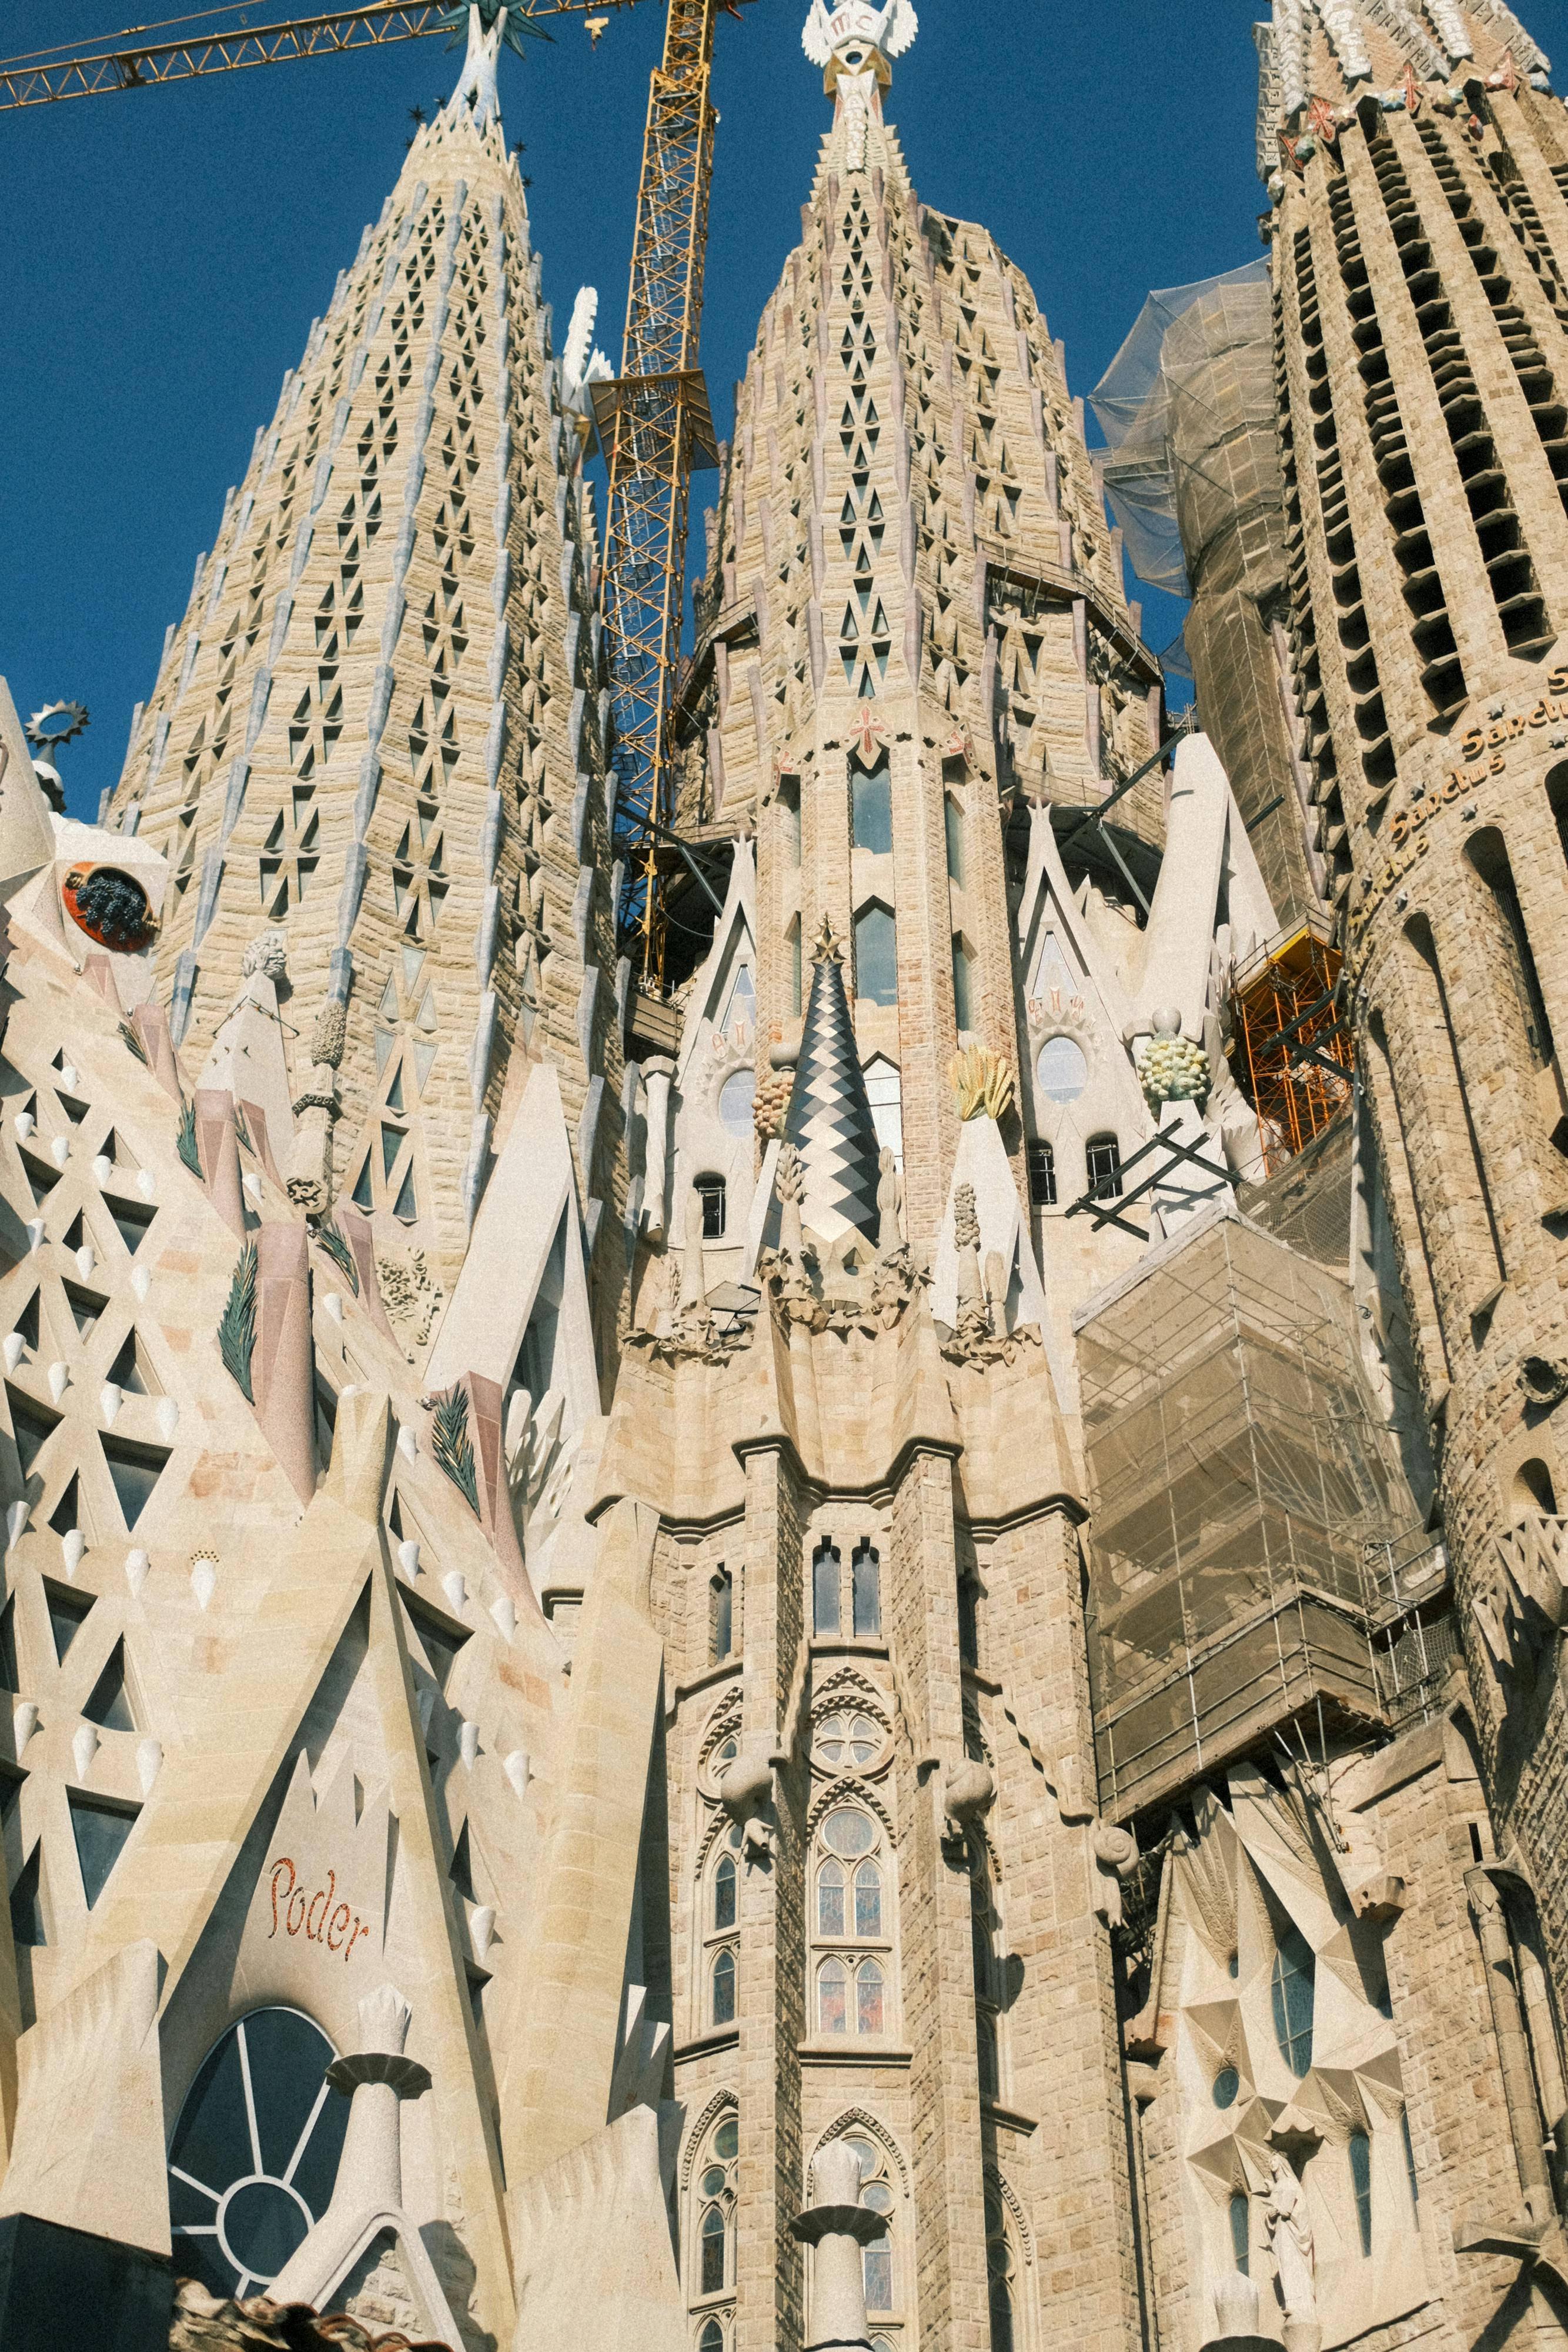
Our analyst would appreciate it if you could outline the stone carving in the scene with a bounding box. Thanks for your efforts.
[719,1739,777,1860]
[241,928,289,981]
[1134,1011,1210,1110]
[376,1248,444,1357]
[1518,1354,1568,1408]
[1263,2154,1318,2346]
[760,1137,917,1338]
[948,1042,1015,1122]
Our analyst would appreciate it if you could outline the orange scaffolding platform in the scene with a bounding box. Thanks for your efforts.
[1231,918,1352,1177]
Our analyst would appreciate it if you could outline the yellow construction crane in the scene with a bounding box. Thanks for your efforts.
[0,0,744,984]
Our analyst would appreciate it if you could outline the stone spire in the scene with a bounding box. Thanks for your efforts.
[105,0,622,1287]
[676,0,1164,1249]
[781,916,884,1246]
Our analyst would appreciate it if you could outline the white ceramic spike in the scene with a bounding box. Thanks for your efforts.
[72,1723,99,1779]
[443,1571,467,1613]
[124,1548,150,1598]
[2,1335,25,1374]
[61,1529,85,1578]
[397,1538,421,1578]
[47,1362,69,1404]
[100,1383,123,1426]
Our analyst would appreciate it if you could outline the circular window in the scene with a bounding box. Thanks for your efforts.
[1036,1035,1088,1104]
[1212,2063,1240,2110]
[714,2116,739,2161]
[816,1710,882,1769]
[168,2008,349,2300]
[823,1808,877,1859]
[717,1068,755,1138]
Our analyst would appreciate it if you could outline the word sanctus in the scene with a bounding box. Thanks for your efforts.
[266,1854,372,1965]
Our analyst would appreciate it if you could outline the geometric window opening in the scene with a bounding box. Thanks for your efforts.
[0,1595,16,1690]
[106,1330,158,1396]
[864,1057,902,1173]
[100,1436,170,1531]
[1400,2110,1419,2209]
[386,1065,405,1115]
[12,1291,39,1352]
[8,1390,60,1478]
[449,1819,476,1903]
[1026,1139,1057,1207]
[402,1592,469,1695]
[63,1283,108,1339]
[48,1474,81,1537]
[166,2007,350,2302]
[392,1167,418,1223]
[380,1124,404,1180]
[62,1211,86,1254]
[9,1842,45,1947]
[68,1790,138,1907]
[19,1154,59,1209]
[46,1583,93,1664]
[105,1196,156,1255]
[83,1639,136,1733]
[1270,1925,1315,2077]
[1212,2062,1240,2109]
[351,1159,373,1211]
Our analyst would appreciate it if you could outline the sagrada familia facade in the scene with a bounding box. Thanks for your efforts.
[6,0,1568,2346]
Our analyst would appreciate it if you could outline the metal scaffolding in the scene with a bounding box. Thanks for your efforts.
[1231,917,1353,1178]
[1077,1214,1426,1822]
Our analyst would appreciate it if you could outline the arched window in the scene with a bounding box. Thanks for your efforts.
[1270,1924,1315,2076]
[812,1805,894,2040]
[1514,1458,1559,1516]
[711,1566,735,1662]
[1085,1133,1122,1201]
[852,1541,881,1638]
[166,2009,350,2300]
[788,915,803,1015]
[970,1842,1008,2104]
[1349,2129,1372,2255]
[944,794,965,884]
[1228,2187,1251,2276]
[702,1822,741,2032]
[854,903,898,1006]
[711,1947,736,2026]
[690,2110,738,2332]
[852,764,893,855]
[1027,1138,1056,1207]
[864,1056,904,1171]
[813,1539,842,1636]
[986,2180,1018,2351]
[696,1173,727,1240]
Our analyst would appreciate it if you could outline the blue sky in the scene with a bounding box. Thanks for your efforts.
[4,0,1564,818]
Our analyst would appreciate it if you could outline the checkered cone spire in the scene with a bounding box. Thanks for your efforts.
[783,918,882,1247]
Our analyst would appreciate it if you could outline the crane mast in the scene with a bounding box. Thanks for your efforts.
[594,0,724,985]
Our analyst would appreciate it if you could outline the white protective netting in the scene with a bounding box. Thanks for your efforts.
[1089,259,1275,599]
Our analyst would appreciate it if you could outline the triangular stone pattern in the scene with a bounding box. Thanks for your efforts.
[783,944,884,1246]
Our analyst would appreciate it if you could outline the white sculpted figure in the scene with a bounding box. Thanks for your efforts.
[801,0,917,169]
[1263,2153,1318,2324]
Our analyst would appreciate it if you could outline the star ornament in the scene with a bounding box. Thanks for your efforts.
[810,914,844,966]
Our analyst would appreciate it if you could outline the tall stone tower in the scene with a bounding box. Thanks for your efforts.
[1263,0,1568,2014]
[106,11,624,1314]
